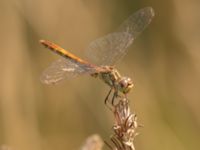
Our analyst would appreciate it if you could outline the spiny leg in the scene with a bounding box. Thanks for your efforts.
[104,88,115,111]
[111,90,118,105]
[104,88,113,104]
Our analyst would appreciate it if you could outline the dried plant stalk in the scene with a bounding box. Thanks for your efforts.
[81,134,104,150]
[105,97,139,150]
[81,96,139,150]
[0,145,11,150]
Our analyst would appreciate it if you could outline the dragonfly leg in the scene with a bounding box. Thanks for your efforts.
[111,90,118,105]
[104,88,113,104]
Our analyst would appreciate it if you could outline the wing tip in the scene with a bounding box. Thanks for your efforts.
[144,7,155,18]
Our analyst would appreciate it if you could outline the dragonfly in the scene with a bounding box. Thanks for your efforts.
[40,7,154,104]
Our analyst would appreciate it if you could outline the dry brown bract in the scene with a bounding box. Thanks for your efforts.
[106,97,139,150]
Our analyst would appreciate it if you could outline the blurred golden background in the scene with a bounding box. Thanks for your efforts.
[0,0,200,150]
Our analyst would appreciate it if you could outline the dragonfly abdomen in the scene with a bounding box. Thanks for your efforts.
[40,40,90,65]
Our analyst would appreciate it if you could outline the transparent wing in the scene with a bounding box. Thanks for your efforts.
[117,7,155,38]
[86,7,154,65]
[86,32,133,66]
[40,58,97,85]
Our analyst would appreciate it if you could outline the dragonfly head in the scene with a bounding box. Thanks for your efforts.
[118,77,134,94]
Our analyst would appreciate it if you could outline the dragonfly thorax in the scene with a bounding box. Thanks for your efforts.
[93,66,134,94]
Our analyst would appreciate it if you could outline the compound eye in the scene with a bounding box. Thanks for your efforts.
[119,80,128,88]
